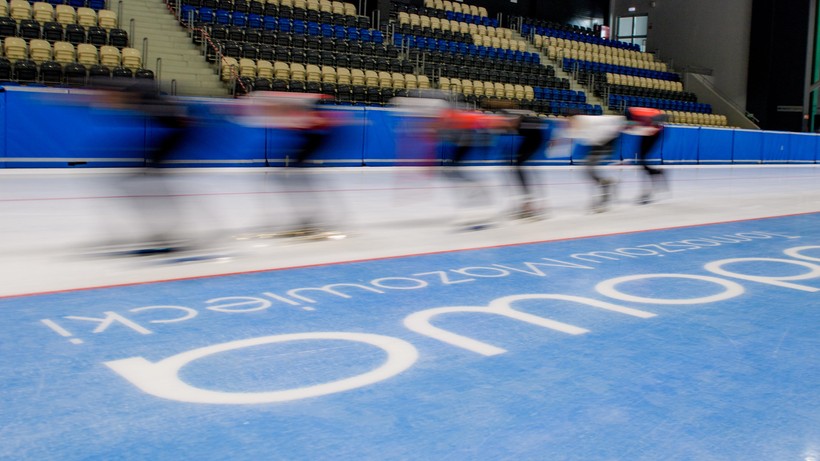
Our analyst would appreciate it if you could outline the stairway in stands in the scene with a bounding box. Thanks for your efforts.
[120,0,229,96]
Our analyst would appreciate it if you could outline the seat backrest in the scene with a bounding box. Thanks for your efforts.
[256,59,273,78]
[98,10,117,29]
[52,41,75,65]
[99,44,120,66]
[28,38,51,62]
[55,5,76,24]
[32,2,54,22]
[9,0,32,20]
[76,43,98,64]
[76,7,96,27]
[4,36,27,60]
[120,47,141,69]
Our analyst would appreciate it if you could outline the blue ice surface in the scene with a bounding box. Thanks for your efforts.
[1,213,819,461]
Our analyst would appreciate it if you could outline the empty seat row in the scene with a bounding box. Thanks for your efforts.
[663,110,727,127]
[522,23,639,51]
[398,12,511,39]
[423,0,487,17]
[0,18,127,46]
[535,35,658,64]
[2,1,116,28]
[3,37,139,67]
[602,84,695,103]
[608,94,711,114]
[563,58,678,82]
[549,46,666,72]
[394,33,540,64]
[0,56,152,83]
[434,62,562,89]
[604,72,683,92]
[470,33,528,52]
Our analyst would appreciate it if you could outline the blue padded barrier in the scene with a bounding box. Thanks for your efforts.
[615,132,648,164]
[760,131,792,164]
[697,127,735,164]
[152,100,267,168]
[3,87,146,168]
[790,132,818,164]
[732,129,765,164]
[659,126,699,164]
[0,89,5,168]
[3,86,820,168]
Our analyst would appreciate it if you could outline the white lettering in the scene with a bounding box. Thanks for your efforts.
[105,332,418,404]
[704,258,820,292]
[596,274,744,304]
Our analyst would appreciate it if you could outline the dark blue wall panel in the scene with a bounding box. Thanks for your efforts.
[760,131,791,163]
[3,87,820,168]
[787,133,817,163]
[660,126,699,164]
[732,129,765,164]
[697,128,735,164]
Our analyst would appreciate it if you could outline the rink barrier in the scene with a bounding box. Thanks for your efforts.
[1,86,818,168]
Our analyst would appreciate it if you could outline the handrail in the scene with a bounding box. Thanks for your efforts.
[155,57,162,94]
[142,37,148,69]
[129,18,135,47]
[117,0,123,32]
[171,79,177,96]
[196,27,249,96]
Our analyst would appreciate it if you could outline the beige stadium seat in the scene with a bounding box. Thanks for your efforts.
[32,2,54,23]
[320,65,336,83]
[451,1,461,13]
[333,67,349,85]
[121,47,141,69]
[350,68,364,85]
[391,72,405,89]
[273,61,290,80]
[305,64,321,82]
[343,2,355,16]
[331,0,344,15]
[477,6,487,16]
[239,57,257,77]
[9,0,31,20]
[293,0,306,9]
[76,7,96,27]
[290,62,306,81]
[319,0,332,13]
[0,0,7,17]
[99,45,120,67]
[98,9,117,29]
[280,0,294,7]
[524,85,534,100]
[442,0,452,11]
[514,84,525,100]
[419,15,430,29]
[221,56,238,81]
[404,73,417,89]
[430,17,440,30]
[472,80,483,96]
[364,69,378,86]
[377,71,391,87]
[76,43,98,65]
[53,41,75,63]
[494,82,506,98]
[29,39,52,63]
[416,75,430,89]
[423,0,434,7]
[439,19,450,32]
[409,13,420,28]
[461,79,473,95]
[55,5,76,25]
[398,12,409,28]
[306,0,319,10]
[256,60,273,79]
[503,83,515,99]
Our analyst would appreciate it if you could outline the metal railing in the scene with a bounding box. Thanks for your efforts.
[195,26,248,96]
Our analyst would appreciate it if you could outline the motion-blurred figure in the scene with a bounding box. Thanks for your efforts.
[94,78,193,252]
[245,92,337,236]
[501,109,552,219]
[625,107,668,204]
[567,114,626,213]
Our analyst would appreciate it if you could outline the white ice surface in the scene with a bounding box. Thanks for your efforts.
[0,165,818,297]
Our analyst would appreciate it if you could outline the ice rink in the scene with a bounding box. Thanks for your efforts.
[1,164,819,460]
